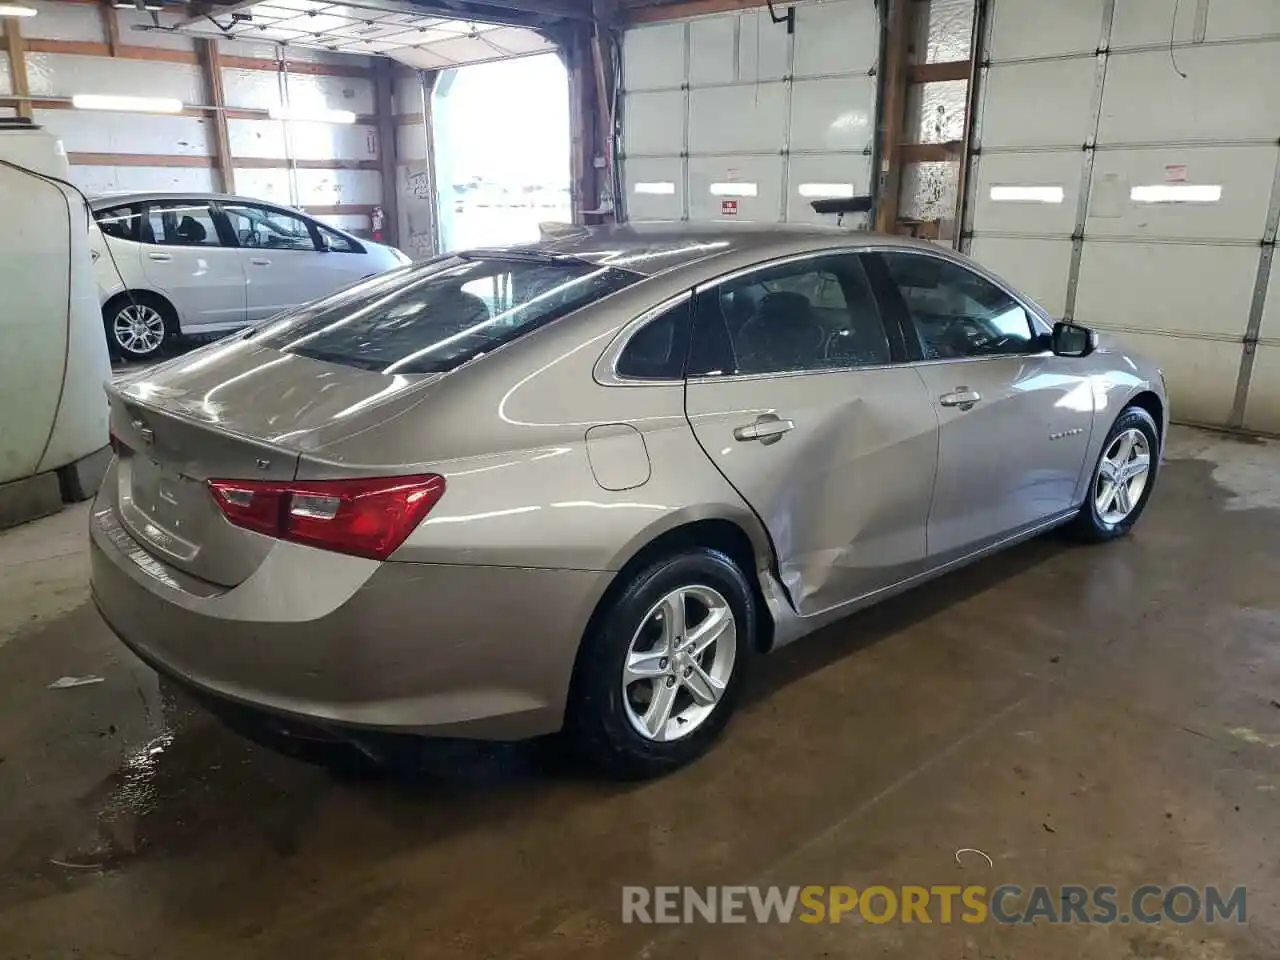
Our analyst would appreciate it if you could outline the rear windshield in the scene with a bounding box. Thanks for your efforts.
[255,255,640,375]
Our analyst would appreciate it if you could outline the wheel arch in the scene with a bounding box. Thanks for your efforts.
[102,288,180,329]
[1125,389,1165,442]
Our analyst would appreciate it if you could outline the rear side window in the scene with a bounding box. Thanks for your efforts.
[96,205,141,241]
[615,300,692,380]
[256,256,640,375]
[143,200,223,247]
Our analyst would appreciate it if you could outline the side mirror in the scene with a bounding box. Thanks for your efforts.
[1052,320,1096,358]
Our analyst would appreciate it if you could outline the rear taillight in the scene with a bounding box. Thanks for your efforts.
[208,475,446,560]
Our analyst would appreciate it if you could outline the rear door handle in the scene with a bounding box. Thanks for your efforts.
[249,258,271,266]
[939,388,982,410]
[733,414,795,445]
[147,252,172,262]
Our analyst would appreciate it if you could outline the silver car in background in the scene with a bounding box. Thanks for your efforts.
[91,192,410,360]
[90,224,1167,778]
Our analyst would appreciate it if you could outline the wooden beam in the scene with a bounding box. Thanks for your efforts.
[18,38,372,78]
[907,59,971,84]
[899,141,963,163]
[874,0,914,233]
[627,0,770,24]
[197,37,235,194]
[219,54,371,79]
[67,152,213,167]
[952,0,989,250]
[372,58,400,247]
[394,112,426,126]
[99,1,121,57]
[233,157,381,171]
[300,203,378,217]
[3,17,31,121]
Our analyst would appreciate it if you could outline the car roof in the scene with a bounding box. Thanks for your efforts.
[88,191,308,212]
[490,222,930,277]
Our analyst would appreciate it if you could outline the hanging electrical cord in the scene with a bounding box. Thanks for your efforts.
[1169,0,1189,78]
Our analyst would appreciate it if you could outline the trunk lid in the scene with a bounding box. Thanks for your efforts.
[109,336,435,586]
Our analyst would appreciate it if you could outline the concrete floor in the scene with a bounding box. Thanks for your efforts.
[1,426,1279,959]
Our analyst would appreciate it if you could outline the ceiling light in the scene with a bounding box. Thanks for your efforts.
[990,185,1065,203]
[72,94,183,113]
[0,5,38,16]
[1130,184,1222,203]
[268,105,357,124]
[112,1,163,9]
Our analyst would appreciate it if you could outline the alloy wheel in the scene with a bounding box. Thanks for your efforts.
[112,304,166,356]
[1095,427,1152,525]
[621,584,737,742]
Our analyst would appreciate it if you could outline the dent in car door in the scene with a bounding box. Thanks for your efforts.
[683,253,939,617]
[875,251,1093,560]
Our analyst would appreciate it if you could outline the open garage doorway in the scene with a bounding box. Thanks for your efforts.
[432,53,572,252]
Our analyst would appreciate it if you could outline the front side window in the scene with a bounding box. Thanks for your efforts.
[144,200,221,247]
[255,255,640,375]
[319,225,361,254]
[879,252,1037,360]
[223,204,317,252]
[96,204,141,242]
[690,254,893,377]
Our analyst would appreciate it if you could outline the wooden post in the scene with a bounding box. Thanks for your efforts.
[196,37,235,194]
[99,0,120,58]
[373,59,400,248]
[873,0,913,234]
[3,17,31,121]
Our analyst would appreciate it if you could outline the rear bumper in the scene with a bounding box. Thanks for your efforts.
[90,505,612,740]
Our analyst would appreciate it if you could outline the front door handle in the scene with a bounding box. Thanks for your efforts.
[249,258,271,266]
[939,388,982,410]
[733,414,796,445]
[147,252,172,262]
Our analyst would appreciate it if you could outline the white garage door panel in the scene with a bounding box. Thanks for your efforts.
[689,83,787,154]
[786,154,871,224]
[981,60,1097,150]
[1086,146,1275,241]
[1242,346,1280,435]
[1098,47,1280,145]
[1259,259,1280,340]
[793,0,878,76]
[1074,243,1258,339]
[969,236,1073,317]
[988,0,1106,61]
[623,23,684,90]
[688,16,737,85]
[1206,0,1280,41]
[1110,0,1198,48]
[971,151,1080,236]
[689,156,782,221]
[625,157,684,221]
[1112,331,1241,427]
[738,9,791,82]
[625,90,685,156]
[789,77,875,152]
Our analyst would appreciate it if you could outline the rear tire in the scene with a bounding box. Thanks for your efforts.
[1068,405,1160,542]
[567,548,755,779]
[103,293,176,361]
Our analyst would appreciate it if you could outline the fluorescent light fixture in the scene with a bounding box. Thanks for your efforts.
[268,106,357,124]
[72,94,183,114]
[990,185,1065,203]
[1130,184,1222,203]
[633,181,675,195]
[710,182,758,198]
[798,182,855,199]
[0,4,37,15]
[113,1,162,9]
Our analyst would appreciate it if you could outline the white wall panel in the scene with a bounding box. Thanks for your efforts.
[1259,257,1280,340]
[232,167,292,205]
[688,15,736,86]
[295,168,381,206]
[287,73,374,117]
[1074,243,1257,339]
[226,118,375,161]
[971,151,1080,235]
[1086,146,1275,241]
[969,237,1073,316]
[688,83,786,154]
[396,122,427,161]
[394,74,425,116]
[223,67,285,111]
[988,0,1106,61]
[689,155,782,222]
[1242,346,1280,435]
[624,157,684,221]
[624,90,684,155]
[24,54,202,103]
[1098,46,1280,145]
[314,213,371,234]
[788,76,874,152]
[623,23,684,90]
[34,109,211,157]
[0,53,11,96]
[1110,0,1198,49]
[70,164,215,196]
[793,0,878,76]
[980,60,1097,149]
[21,1,104,42]
[785,154,871,224]
[1205,0,1280,41]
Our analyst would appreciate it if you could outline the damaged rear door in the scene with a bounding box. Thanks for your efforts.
[684,251,939,617]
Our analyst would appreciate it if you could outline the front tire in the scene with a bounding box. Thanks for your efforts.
[1068,405,1160,542]
[568,548,756,779]
[104,295,175,361]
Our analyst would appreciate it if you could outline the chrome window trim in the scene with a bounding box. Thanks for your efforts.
[595,290,694,387]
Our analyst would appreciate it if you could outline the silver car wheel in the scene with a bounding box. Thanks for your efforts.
[112,304,166,356]
[621,584,737,743]
[1094,427,1151,525]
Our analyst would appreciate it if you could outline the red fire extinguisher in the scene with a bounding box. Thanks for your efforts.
[371,205,385,243]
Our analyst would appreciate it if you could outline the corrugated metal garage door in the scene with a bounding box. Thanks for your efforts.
[621,0,879,226]
[963,0,1280,432]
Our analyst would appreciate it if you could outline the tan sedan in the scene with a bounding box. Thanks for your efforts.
[91,224,1167,778]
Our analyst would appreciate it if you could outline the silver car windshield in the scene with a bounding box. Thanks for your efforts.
[256,255,641,375]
